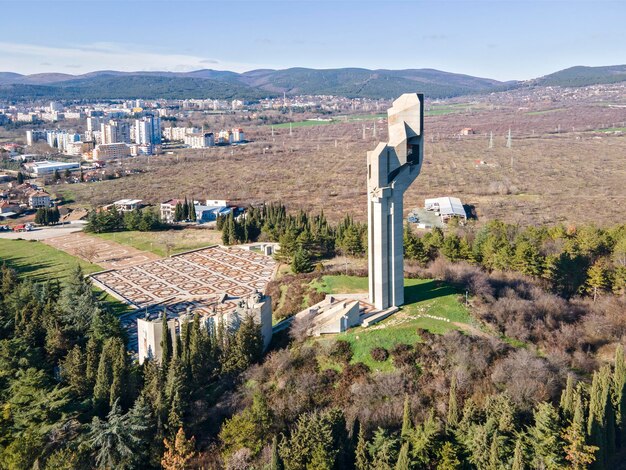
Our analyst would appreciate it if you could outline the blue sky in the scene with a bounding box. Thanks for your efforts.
[1,0,625,80]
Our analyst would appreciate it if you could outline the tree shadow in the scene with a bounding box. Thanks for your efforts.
[404,279,460,304]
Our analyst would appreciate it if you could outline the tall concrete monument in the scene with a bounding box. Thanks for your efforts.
[367,93,424,310]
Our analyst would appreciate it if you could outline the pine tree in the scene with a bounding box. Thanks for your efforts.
[401,395,412,440]
[88,398,149,469]
[586,259,609,301]
[291,247,313,274]
[447,376,459,427]
[16,172,24,184]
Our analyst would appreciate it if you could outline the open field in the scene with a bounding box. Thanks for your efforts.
[94,228,222,257]
[313,276,472,371]
[59,92,626,227]
[44,232,160,269]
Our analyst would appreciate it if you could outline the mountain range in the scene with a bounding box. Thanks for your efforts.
[0,64,624,101]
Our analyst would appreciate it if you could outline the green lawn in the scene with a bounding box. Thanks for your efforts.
[598,127,626,133]
[94,229,220,257]
[526,108,566,116]
[312,275,472,372]
[272,120,336,129]
[0,238,132,315]
[271,113,386,129]
[0,238,101,282]
[311,275,369,294]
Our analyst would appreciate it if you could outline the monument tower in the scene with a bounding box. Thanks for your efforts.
[367,93,424,310]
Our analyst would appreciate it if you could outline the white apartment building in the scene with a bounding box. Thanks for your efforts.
[184,132,214,148]
[163,126,199,141]
[101,120,130,144]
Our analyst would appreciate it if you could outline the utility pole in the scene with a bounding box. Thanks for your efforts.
[271,125,274,138]
[362,123,366,140]
[506,128,512,148]
[372,120,377,138]
[489,131,493,149]
[289,123,292,136]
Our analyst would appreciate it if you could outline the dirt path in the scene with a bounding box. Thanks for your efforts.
[452,321,491,338]
[43,232,160,270]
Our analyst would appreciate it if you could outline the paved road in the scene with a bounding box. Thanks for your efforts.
[0,224,85,240]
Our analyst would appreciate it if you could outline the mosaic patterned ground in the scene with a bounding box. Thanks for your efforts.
[91,245,276,310]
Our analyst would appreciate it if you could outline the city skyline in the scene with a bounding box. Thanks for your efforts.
[1,0,625,81]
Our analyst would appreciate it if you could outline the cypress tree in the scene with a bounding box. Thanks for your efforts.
[395,442,410,470]
[588,370,606,469]
[109,338,128,409]
[600,365,616,459]
[160,311,172,369]
[573,385,586,430]
[355,423,368,470]
[488,434,500,470]
[447,376,459,427]
[93,338,117,414]
[85,336,101,391]
[401,394,412,440]
[511,437,525,470]
[269,435,282,470]
[561,374,576,419]
[613,344,626,447]
[530,402,565,469]
[188,200,196,222]
[174,202,183,222]
[182,197,189,220]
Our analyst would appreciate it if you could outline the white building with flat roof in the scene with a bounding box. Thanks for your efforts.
[424,197,467,223]
[23,160,80,176]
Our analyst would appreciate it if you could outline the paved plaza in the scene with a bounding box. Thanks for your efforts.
[91,245,277,311]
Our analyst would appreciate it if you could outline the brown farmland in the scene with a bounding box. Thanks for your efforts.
[64,90,626,227]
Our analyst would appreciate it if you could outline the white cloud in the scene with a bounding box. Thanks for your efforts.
[0,41,265,74]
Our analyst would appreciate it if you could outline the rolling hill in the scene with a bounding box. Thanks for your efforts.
[0,64,623,101]
[530,65,626,87]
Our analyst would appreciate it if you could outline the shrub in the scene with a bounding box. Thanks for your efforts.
[329,340,353,364]
[370,347,389,362]
[390,344,417,368]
